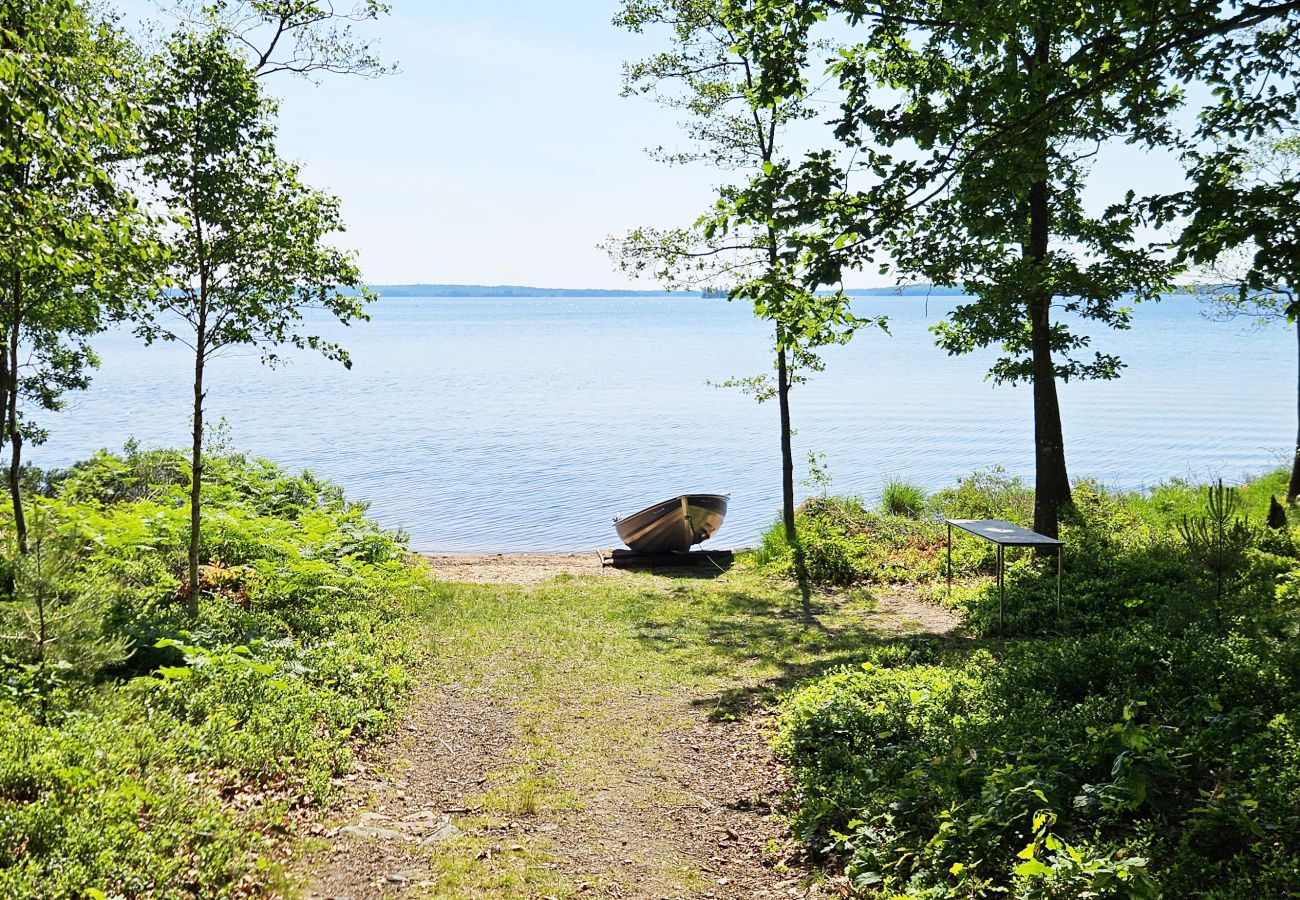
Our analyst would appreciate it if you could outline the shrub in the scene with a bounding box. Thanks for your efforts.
[776,625,1300,898]
[756,497,951,586]
[0,447,431,896]
[932,467,1034,523]
[774,470,1300,898]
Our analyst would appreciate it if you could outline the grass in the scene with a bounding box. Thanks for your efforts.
[879,478,929,518]
[380,562,945,896]
[21,450,1285,897]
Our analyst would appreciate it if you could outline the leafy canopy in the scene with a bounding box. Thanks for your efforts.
[138,28,370,365]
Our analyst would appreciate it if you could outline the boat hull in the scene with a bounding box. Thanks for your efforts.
[614,494,728,553]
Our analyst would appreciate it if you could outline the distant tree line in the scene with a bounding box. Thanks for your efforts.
[369,283,970,297]
[612,0,1300,552]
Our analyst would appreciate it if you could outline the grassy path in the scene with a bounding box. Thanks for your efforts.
[300,557,960,899]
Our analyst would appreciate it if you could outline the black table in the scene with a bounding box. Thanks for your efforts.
[943,518,1063,629]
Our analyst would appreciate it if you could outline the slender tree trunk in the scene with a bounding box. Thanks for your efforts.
[0,298,8,477]
[7,271,24,553]
[187,315,206,616]
[0,305,8,477]
[1289,316,1300,503]
[777,343,795,542]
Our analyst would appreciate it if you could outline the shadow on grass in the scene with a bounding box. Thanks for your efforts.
[628,575,970,721]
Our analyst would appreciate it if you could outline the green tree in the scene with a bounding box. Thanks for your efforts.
[0,0,154,552]
[729,0,1185,538]
[608,0,880,555]
[1175,136,1300,498]
[139,30,370,614]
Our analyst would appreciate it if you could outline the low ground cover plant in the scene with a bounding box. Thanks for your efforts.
[0,447,429,896]
[757,468,1034,587]
[769,470,1300,898]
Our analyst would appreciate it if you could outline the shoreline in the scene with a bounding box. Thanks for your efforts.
[420,548,748,584]
[421,552,617,585]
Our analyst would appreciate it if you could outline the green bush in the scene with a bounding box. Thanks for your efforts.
[0,446,432,897]
[931,467,1034,523]
[774,470,1300,898]
[777,624,1300,898]
[758,496,1003,589]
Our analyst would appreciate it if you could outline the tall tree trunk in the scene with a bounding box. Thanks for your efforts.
[777,343,795,542]
[187,318,206,616]
[1024,169,1076,538]
[1289,316,1300,504]
[1026,177,1071,538]
[7,271,24,553]
[1023,29,1070,539]
[0,292,8,476]
[1028,290,1070,538]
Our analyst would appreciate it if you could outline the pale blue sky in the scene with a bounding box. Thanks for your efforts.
[110,1,1192,289]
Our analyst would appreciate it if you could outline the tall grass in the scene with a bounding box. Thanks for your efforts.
[879,478,929,518]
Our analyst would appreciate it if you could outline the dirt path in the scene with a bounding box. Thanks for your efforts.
[300,557,962,899]
[301,685,818,899]
[302,680,520,898]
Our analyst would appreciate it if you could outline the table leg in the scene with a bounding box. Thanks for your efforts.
[998,544,1005,631]
[1057,546,1063,619]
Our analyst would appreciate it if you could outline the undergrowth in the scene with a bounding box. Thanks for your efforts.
[0,446,432,897]
[766,467,1300,898]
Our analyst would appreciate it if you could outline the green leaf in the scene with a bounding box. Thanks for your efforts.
[1015,859,1052,878]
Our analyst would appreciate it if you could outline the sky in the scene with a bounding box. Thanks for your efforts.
[110,1,1195,290]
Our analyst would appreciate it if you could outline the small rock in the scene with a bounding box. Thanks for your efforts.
[420,823,460,844]
[339,824,404,841]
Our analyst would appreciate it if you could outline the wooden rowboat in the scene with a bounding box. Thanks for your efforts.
[614,494,729,553]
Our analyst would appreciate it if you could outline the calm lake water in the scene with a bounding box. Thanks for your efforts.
[34,295,1295,552]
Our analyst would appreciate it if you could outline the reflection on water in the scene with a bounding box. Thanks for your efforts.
[36,295,1293,551]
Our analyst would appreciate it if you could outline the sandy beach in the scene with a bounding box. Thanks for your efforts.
[420,552,620,584]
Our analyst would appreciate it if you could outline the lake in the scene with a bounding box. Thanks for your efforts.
[34,294,1294,551]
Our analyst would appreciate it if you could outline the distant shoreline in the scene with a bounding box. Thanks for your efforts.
[367,283,1212,299]
[368,283,970,298]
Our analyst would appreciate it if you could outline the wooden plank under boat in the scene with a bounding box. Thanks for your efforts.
[600,548,734,569]
[613,494,728,553]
